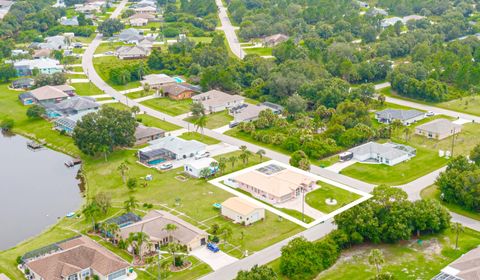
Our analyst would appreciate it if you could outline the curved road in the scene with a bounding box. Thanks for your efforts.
[215,0,244,59]
[81,3,480,279]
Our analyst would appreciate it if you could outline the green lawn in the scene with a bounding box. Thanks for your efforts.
[341,145,448,186]
[185,110,233,129]
[179,132,220,145]
[439,95,480,116]
[136,114,181,131]
[305,183,361,214]
[94,42,134,54]
[102,102,130,111]
[67,73,88,79]
[243,47,273,56]
[141,98,192,116]
[125,90,152,100]
[421,185,480,221]
[145,255,213,280]
[316,228,480,280]
[92,56,144,91]
[72,82,104,96]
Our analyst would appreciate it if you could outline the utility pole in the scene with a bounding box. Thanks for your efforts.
[301,187,305,222]
[451,127,456,158]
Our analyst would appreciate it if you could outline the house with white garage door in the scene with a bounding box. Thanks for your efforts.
[221,197,265,225]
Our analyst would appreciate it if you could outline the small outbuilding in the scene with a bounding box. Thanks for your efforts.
[184,157,218,178]
[221,197,265,226]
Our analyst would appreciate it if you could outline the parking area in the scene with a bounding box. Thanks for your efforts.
[190,247,238,271]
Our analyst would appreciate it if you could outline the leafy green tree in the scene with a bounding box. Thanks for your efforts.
[26,105,46,119]
[117,160,130,185]
[0,118,14,131]
[285,94,307,114]
[289,150,310,170]
[0,63,16,82]
[368,249,385,276]
[470,144,480,165]
[127,177,137,191]
[452,222,464,250]
[83,202,101,230]
[93,192,111,215]
[235,265,277,280]
[256,149,266,160]
[73,107,137,157]
[124,196,139,212]
[98,19,124,37]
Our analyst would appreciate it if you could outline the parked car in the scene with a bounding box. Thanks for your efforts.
[195,151,210,160]
[159,163,173,170]
[207,243,219,253]
[426,111,435,116]
[229,121,239,128]
[105,51,114,55]
[73,43,83,48]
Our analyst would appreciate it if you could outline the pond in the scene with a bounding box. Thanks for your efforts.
[0,133,82,251]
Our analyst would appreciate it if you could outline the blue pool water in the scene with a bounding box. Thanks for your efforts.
[173,76,185,83]
[148,158,166,165]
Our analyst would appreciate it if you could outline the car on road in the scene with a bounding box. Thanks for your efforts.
[229,121,239,128]
[159,163,173,170]
[195,151,210,160]
[426,111,435,116]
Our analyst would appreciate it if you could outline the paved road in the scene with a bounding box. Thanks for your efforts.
[215,0,244,59]
[199,220,336,280]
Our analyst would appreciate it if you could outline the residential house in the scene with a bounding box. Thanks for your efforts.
[231,104,270,123]
[229,163,316,204]
[11,49,29,56]
[118,28,144,43]
[75,3,101,14]
[261,101,284,114]
[368,7,388,16]
[115,45,151,59]
[28,85,73,105]
[134,5,156,14]
[263,33,289,47]
[141,73,176,89]
[349,141,416,166]
[192,90,245,113]
[134,125,165,145]
[355,1,369,8]
[38,35,68,50]
[12,78,34,89]
[415,118,462,140]
[138,37,155,48]
[60,16,79,26]
[184,157,218,178]
[18,92,35,105]
[130,17,148,26]
[33,48,52,59]
[104,212,142,228]
[138,136,207,165]
[128,12,156,22]
[375,109,425,125]
[45,96,99,117]
[54,110,95,134]
[14,58,63,76]
[221,197,265,226]
[119,210,208,252]
[24,236,131,280]
[160,83,197,100]
[432,246,480,280]
[381,15,425,28]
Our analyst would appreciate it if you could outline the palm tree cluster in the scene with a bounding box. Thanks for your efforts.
[190,102,208,136]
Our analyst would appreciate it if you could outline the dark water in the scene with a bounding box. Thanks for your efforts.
[0,133,82,251]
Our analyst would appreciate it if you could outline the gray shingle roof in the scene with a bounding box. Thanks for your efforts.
[415,119,461,135]
[376,109,424,122]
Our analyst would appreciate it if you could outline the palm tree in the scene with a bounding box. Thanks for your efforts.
[164,223,177,242]
[453,222,464,250]
[166,242,184,267]
[117,160,129,185]
[127,232,138,260]
[210,161,219,175]
[228,156,237,168]
[190,102,206,118]
[218,157,227,174]
[403,126,411,143]
[220,225,233,243]
[240,145,247,152]
[142,83,151,97]
[82,202,101,231]
[194,115,207,137]
[135,231,150,262]
[131,106,140,117]
[368,249,385,276]
[199,168,211,179]
[256,149,266,160]
[107,223,120,243]
[124,196,139,212]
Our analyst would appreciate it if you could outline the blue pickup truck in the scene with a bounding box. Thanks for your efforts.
[207,243,220,253]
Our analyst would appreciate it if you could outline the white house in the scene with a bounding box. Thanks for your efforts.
[192,90,245,113]
[138,136,207,165]
[184,157,218,178]
[349,141,416,166]
[221,197,265,225]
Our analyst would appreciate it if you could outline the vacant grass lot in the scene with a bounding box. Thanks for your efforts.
[179,131,220,145]
[243,47,273,56]
[136,114,181,131]
[439,95,480,116]
[306,183,361,213]
[125,90,152,100]
[93,56,144,91]
[185,110,233,129]
[72,82,104,96]
[316,228,480,280]
[141,98,192,116]
[421,185,480,221]
[94,42,134,54]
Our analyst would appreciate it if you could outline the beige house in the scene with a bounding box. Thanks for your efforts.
[25,236,131,280]
[119,210,208,252]
[415,118,462,140]
[230,164,316,204]
[115,45,151,59]
[134,125,165,145]
[130,17,148,26]
[141,73,176,89]
[433,246,480,280]
[263,33,289,46]
[221,197,265,225]
[192,90,244,113]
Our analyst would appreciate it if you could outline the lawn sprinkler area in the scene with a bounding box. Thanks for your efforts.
[209,160,372,228]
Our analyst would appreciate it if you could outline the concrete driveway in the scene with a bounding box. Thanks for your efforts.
[191,247,238,271]
[325,160,358,173]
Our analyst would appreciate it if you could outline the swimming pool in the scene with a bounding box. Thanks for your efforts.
[173,76,185,83]
[148,158,166,165]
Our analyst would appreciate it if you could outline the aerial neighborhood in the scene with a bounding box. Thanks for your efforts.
[2,0,480,280]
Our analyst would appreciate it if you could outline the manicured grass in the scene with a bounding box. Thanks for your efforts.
[179,132,221,145]
[244,97,260,105]
[94,42,134,54]
[95,97,113,101]
[421,185,480,221]
[125,90,152,100]
[305,183,361,213]
[213,150,269,174]
[136,114,181,131]
[190,37,213,44]
[243,47,273,56]
[71,66,84,72]
[145,256,213,280]
[316,228,480,280]
[439,95,480,116]
[71,82,104,96]
[341,145,448,186]
[141,98,192,116]
[102,102,130,111]
[185,110,233,129]
[67,73,88,79]
[92,56,144,91]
